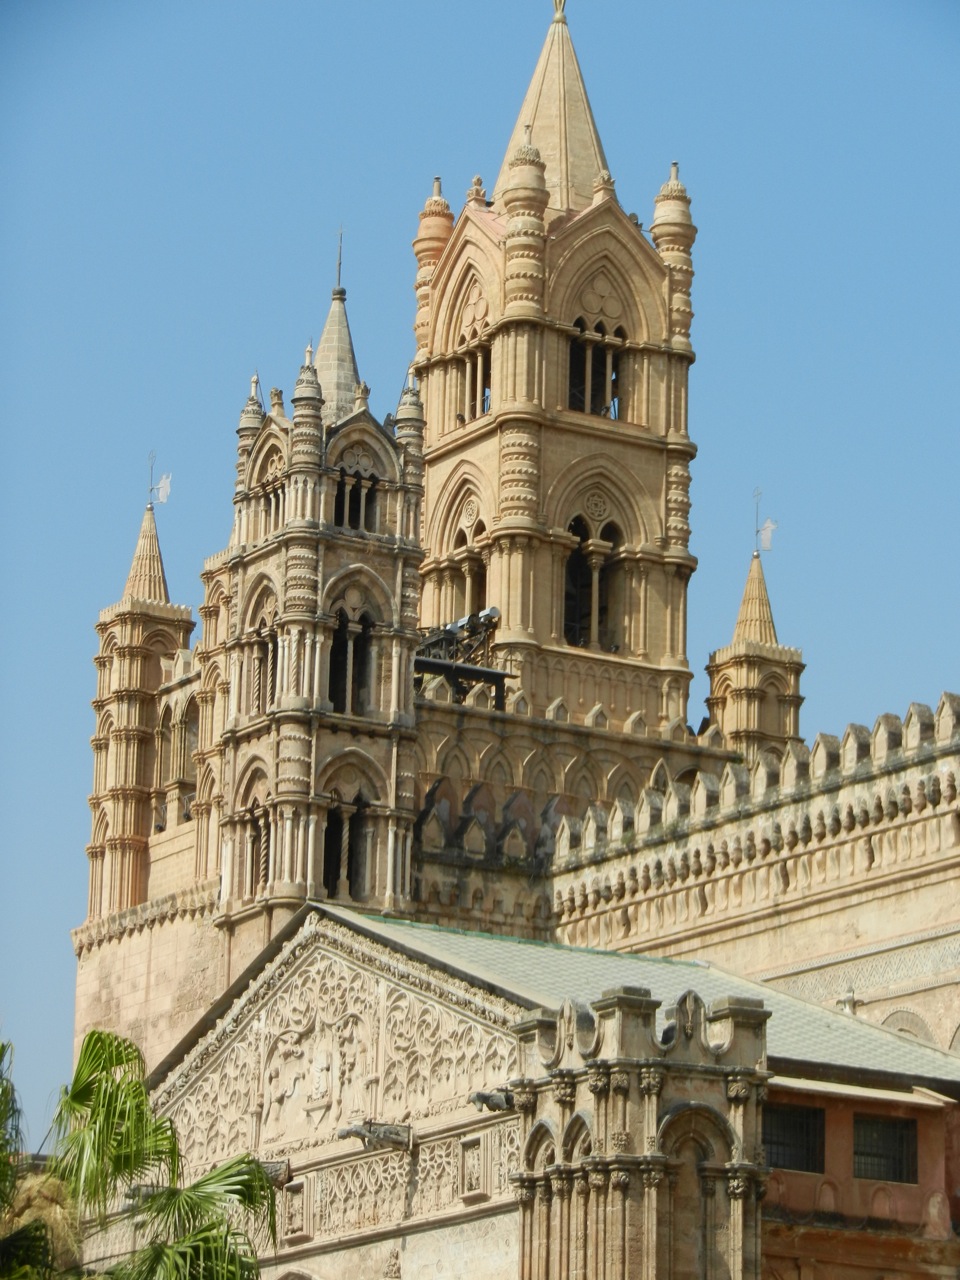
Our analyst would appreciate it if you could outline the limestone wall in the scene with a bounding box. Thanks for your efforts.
[552,694,960,1044]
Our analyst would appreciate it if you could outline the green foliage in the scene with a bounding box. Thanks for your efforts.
[52,1032,178,1227]
[3,1032,275,1280]
[0,1043,53,1280]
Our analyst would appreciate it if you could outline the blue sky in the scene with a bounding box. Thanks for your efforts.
[1,0,957,1141]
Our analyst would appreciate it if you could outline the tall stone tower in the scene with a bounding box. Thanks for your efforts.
[413,0,698,733]
[706,552,804,762]
[87,505,194,917]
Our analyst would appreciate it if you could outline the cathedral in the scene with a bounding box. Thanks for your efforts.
[74,4,960,1276]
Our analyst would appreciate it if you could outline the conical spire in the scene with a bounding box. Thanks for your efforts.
[314,285,361,428]
[493,0,609,217]
[732,552,778,646]
[123,504,170,604]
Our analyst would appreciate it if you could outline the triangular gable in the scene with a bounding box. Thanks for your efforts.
[152,909,523,1170]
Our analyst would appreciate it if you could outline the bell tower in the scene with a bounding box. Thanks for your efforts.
[413,0,699,733]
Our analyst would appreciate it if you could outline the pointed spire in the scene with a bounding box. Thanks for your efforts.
[314,283,361,428]
[732,552,778,646]
[493,2,609,217]
[123,504,170,604]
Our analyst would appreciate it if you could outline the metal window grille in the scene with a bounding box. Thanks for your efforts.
[762,1104,825,1173]
[853,1114,918,1184]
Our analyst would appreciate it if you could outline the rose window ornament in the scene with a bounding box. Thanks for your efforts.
[584,489,609,522]
[581,271,623,323]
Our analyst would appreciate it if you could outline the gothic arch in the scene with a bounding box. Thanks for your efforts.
[881,1008,934,1043]
[321,565,396,627]
[315,748,386,805]
[561,1112,593,1163]
[426,459,496,557]
[241,576,280,633]
[658,1103,736,1164]
[234,759,271,811]
[549,217,669,343]
[523,1119,559,1173]
[433,247,501,351]
[245,428,288,490]
[325,421,398,483]
[546,455,659,545]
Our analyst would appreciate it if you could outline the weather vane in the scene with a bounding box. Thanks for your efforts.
[148,450,172,506]
[754,486,777,552]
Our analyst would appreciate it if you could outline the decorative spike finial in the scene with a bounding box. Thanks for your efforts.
[433,176,442,198]
[553,0,566,22]
[336,226,342,289]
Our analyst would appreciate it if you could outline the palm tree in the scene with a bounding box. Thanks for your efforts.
[4,1032,276,1280]
[52,1030,276,1280]
[0,1041,55,1280]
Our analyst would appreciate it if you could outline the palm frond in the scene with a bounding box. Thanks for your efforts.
[133,1158,276,1250]
[51,1033,178,1222]
[0,1044,25,1216]
[110,1222,261,1280]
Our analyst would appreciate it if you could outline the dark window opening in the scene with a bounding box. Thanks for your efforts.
[352,614,374,715]
[364,478,378,532]
[568,319,587,412]
[853,1115,917,1183]
[597,522,623,651]
[347,805,366,900]
[564,516,591,646]
[763,1104,825,1173]
[322,808,343,898]
[347,475,362,529]
[333,468,347,527]
[329,610,349,713]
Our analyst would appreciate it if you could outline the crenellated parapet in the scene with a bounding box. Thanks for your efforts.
[552,695,960,1038]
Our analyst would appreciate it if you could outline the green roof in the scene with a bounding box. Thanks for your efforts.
[321,905,960,1093]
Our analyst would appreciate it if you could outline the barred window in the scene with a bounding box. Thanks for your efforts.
[853,1114,917,1183]
[762,1104,825,1173]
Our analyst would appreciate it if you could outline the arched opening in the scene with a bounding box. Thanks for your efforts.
[334,468,379,532]
[568,318,624,417]
[328,610,350,713]
[598,521,624,652]
[568,318,588,412]
[322,799,367,902]
[322,808,343,898]
[352,614,375,715]
[564,516,591,646]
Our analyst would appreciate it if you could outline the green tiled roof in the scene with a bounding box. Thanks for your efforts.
[321,906,960,1091]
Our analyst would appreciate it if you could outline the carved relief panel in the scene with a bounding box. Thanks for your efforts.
[156,916,521,1169]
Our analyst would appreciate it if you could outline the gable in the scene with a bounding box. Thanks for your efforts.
[152,911,522,1169]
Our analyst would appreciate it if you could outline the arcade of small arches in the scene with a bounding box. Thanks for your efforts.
[215,581,405,725]
[219,762,414,910]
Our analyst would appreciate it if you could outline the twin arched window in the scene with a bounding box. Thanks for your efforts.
[333,469,379,532]
[328,610,375,715]
[563,516,625,651]
[568,319,625,418]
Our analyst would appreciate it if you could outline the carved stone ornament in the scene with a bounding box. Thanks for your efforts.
[727,1173,750,1200]
[725,1077,751,1104]
[610,1129,630,1153]
[512,1086,537,1114]
[154,915,521,1169]
[581,271,623,323]
[640,1067,664,1096]
[584,488,609,523]
[586,1066,609,1096]
[611,1070,630,1095]
[462,497,479,527]
[382,1247,402,1279]
[551,1072,577,1107]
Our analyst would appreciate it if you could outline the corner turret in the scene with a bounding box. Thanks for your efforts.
[706,552,804,762]
[88,506,194,917]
